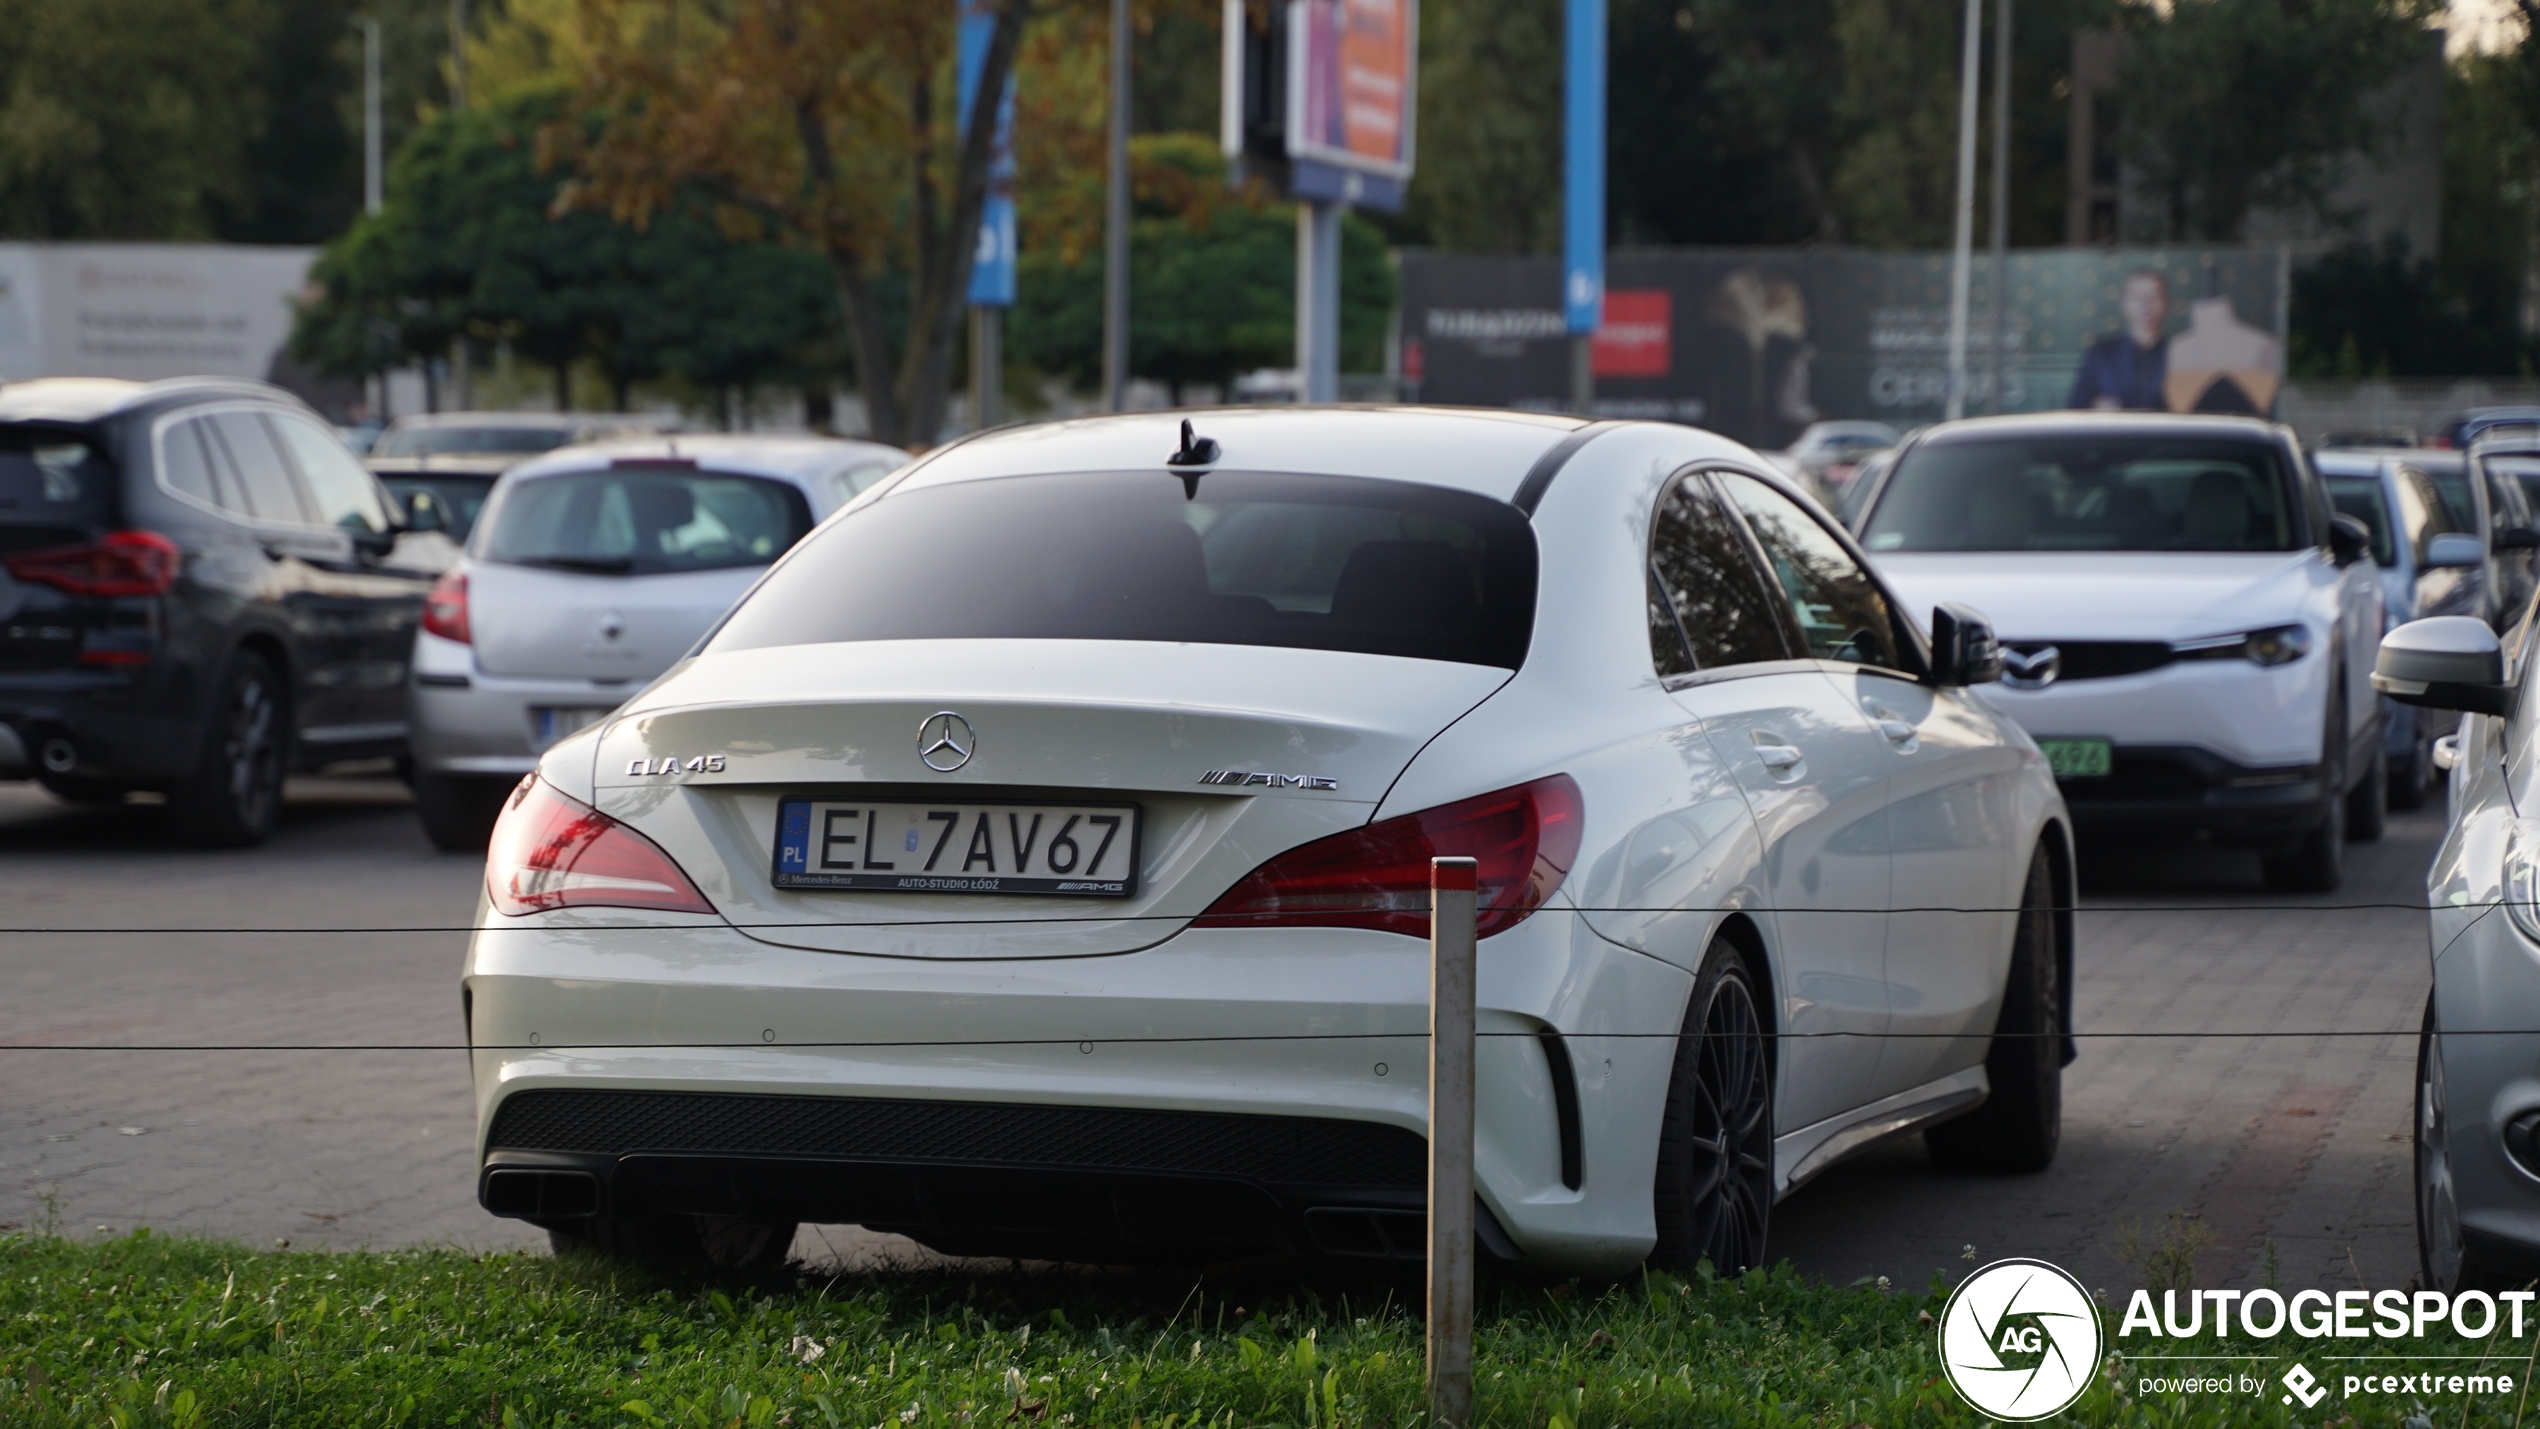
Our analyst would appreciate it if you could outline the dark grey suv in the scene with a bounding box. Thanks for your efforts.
[0,377,452,844]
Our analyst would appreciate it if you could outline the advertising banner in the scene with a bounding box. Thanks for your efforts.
[0,242,316,386]
[956,0,1017,308]
[1284,0,1416,209]
[1400,246,2288,451]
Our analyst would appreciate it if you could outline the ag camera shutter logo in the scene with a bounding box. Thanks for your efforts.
[1938,1258,2103,1420]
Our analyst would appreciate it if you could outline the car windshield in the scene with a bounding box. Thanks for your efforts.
[478,466,813,575]
[708,469,1538,668]
[2324,476,2397,566]
[1861,434,2303,552]
[381,474,498,541]
[2487,455,2540,516]
[375,425,576,458]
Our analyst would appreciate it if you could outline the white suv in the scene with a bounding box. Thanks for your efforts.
[1853,413,2386,890]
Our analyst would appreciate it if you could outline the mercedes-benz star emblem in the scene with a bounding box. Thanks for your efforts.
[918,711,975,772]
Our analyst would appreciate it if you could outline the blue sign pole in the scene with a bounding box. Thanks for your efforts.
[957,0,1014,427]
[1562,0,1605,412]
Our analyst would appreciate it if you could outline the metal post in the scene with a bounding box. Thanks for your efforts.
[1296,200,1341,403]
[1569,335,1594,414]
[1560,0,1606,416]
[1427,856,1477,1429]
[356,17,382,215]
[969,305,1003,429]
[1101,0,1131,411]
[1986,0,2010,414]
[1944,0,1981,421]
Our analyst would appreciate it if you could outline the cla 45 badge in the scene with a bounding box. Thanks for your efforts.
[627,755,727,776]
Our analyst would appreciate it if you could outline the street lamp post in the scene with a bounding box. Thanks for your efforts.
[1101,0,1130,412]
[1944,0,1982,421]
[354,17,382,216]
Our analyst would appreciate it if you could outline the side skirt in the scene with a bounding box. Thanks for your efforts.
[1771,1066,1989,1199]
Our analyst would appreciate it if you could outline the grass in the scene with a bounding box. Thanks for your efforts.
[2,1227,2535,1427]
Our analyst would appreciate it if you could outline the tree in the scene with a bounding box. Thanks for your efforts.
[1411,0,1563,251]
[557,0,1034,447]
[0,0,275,239]
[2112,0,2439,242]
[1009,133,1395,394]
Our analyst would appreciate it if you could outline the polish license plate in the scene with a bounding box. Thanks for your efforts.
[531,706,615,747]
[2037,737,2114,778]
[772,798,1142,897]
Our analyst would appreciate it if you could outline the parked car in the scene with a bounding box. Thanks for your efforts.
[1773,420,1901,491]
[2316,451,2485,807]
[2467,429,2540,627]
[463,408,2074,1276]
[2319,427,2421,450]
[2376,616,2540,1288]
[1852,412,2387,890]
[408,434,905,849]
[368,412,679,543]
[2434,406,2540,450]
[0,377,451,844]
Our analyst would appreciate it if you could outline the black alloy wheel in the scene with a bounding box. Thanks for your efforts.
[2262,688,2347,892]
[1927,845,2064,1173]
[2389,723,2433,812]
[415,772,515,853]
[1650,941,1774,1277]
[168,650,287,848]
[2346,740,2388,842]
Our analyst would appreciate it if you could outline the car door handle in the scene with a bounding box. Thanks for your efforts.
[1754,743,1805,772]
[2434,734,2461,771]
[1875,718,1916,743]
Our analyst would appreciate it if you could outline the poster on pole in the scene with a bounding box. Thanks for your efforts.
[957,0,1017,307]
[1284,0,1416,210]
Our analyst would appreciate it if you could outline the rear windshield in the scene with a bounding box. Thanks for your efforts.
[1862,435,2305,552]
[0,424,115,532]
[376,425,575,458]
[477,466,813,575]
[708,469,1538,668]
[381,474,496,541]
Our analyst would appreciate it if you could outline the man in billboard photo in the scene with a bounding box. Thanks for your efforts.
[2067,267,2172,411]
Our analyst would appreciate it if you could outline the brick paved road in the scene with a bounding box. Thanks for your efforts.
[0,779,2442,1291]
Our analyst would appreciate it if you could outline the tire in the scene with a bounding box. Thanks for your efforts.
[415,772,512,853]
[1649,938,1774,1277]
[36,773,129,805]
[549,1214,796,1276]
[1926,846,2064,1174]
[2388,734,2431,812]
[166,650,287,848]
[2262,695,2347,892]
[2417,994,2511,1292]
[2346,740,2387,842]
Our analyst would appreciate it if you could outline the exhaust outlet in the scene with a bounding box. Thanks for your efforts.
[39,738,76,774]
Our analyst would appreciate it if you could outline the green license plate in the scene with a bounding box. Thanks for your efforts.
[2038,738,2113,778]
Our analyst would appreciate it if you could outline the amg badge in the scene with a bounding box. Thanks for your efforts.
[1198,770,1339,790]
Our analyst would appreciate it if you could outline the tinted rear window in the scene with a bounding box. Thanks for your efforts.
[708,469,1538,668]
[0,424,115,531]
[1863,435,2305,553]
[479,467,813,575]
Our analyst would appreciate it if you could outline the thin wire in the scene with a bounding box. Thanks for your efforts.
[0,900,2492,934]
[0,1029,2437,1051]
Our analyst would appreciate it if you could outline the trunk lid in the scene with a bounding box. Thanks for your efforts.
[467,561,763,681]
[588,639,1510,957]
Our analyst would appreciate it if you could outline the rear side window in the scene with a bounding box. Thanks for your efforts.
[480,467,813,575]
[271,414,391,537]
[708,469,1539,668]
[2324,476,2396,566]
[0,424,116,531]
[205,413,310,524]
[1649,473,1791,674]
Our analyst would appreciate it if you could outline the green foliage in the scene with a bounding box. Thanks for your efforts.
[0,0,276,239]
[1410,0,1563,252]
[2112,0,2442,242]
[1009,135,1396,392]
[289,89,839,407]
[5,1232,2538,1427]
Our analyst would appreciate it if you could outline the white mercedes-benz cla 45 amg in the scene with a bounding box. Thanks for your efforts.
[464,409,2075,1277]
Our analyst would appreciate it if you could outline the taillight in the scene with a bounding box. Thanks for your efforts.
[4,530,181,596]
[423,570,470,643]
[485,777,715,916]
[1197,775,1583,938]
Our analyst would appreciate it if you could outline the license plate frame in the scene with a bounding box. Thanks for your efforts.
[2036,737,2114,779]
[771,796,1143,898]
[531,705,616,748]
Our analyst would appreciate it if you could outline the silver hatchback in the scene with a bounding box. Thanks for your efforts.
[408,435,903,849]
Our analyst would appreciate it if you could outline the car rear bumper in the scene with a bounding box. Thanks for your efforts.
[410,630,630,778]
[463,907,1688,1275]
[0,666,202,783]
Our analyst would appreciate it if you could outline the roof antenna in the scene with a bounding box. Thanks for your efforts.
[1165,418,1219,499]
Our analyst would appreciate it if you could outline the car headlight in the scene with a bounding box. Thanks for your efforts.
[2507,820,2540,947]
[2177,624,2310,667]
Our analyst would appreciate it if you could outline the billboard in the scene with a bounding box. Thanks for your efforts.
[1288,0,1415,182]
[1399,247,2289,450]
[0,243,318,386]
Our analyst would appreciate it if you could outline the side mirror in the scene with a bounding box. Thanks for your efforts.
[400,489,446,534]
[2372,616,2514,715]
[2329,513,2372,566]
[1928,602,2002,687]
[2497,525,2540,551]
[2424,532,2484,569]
